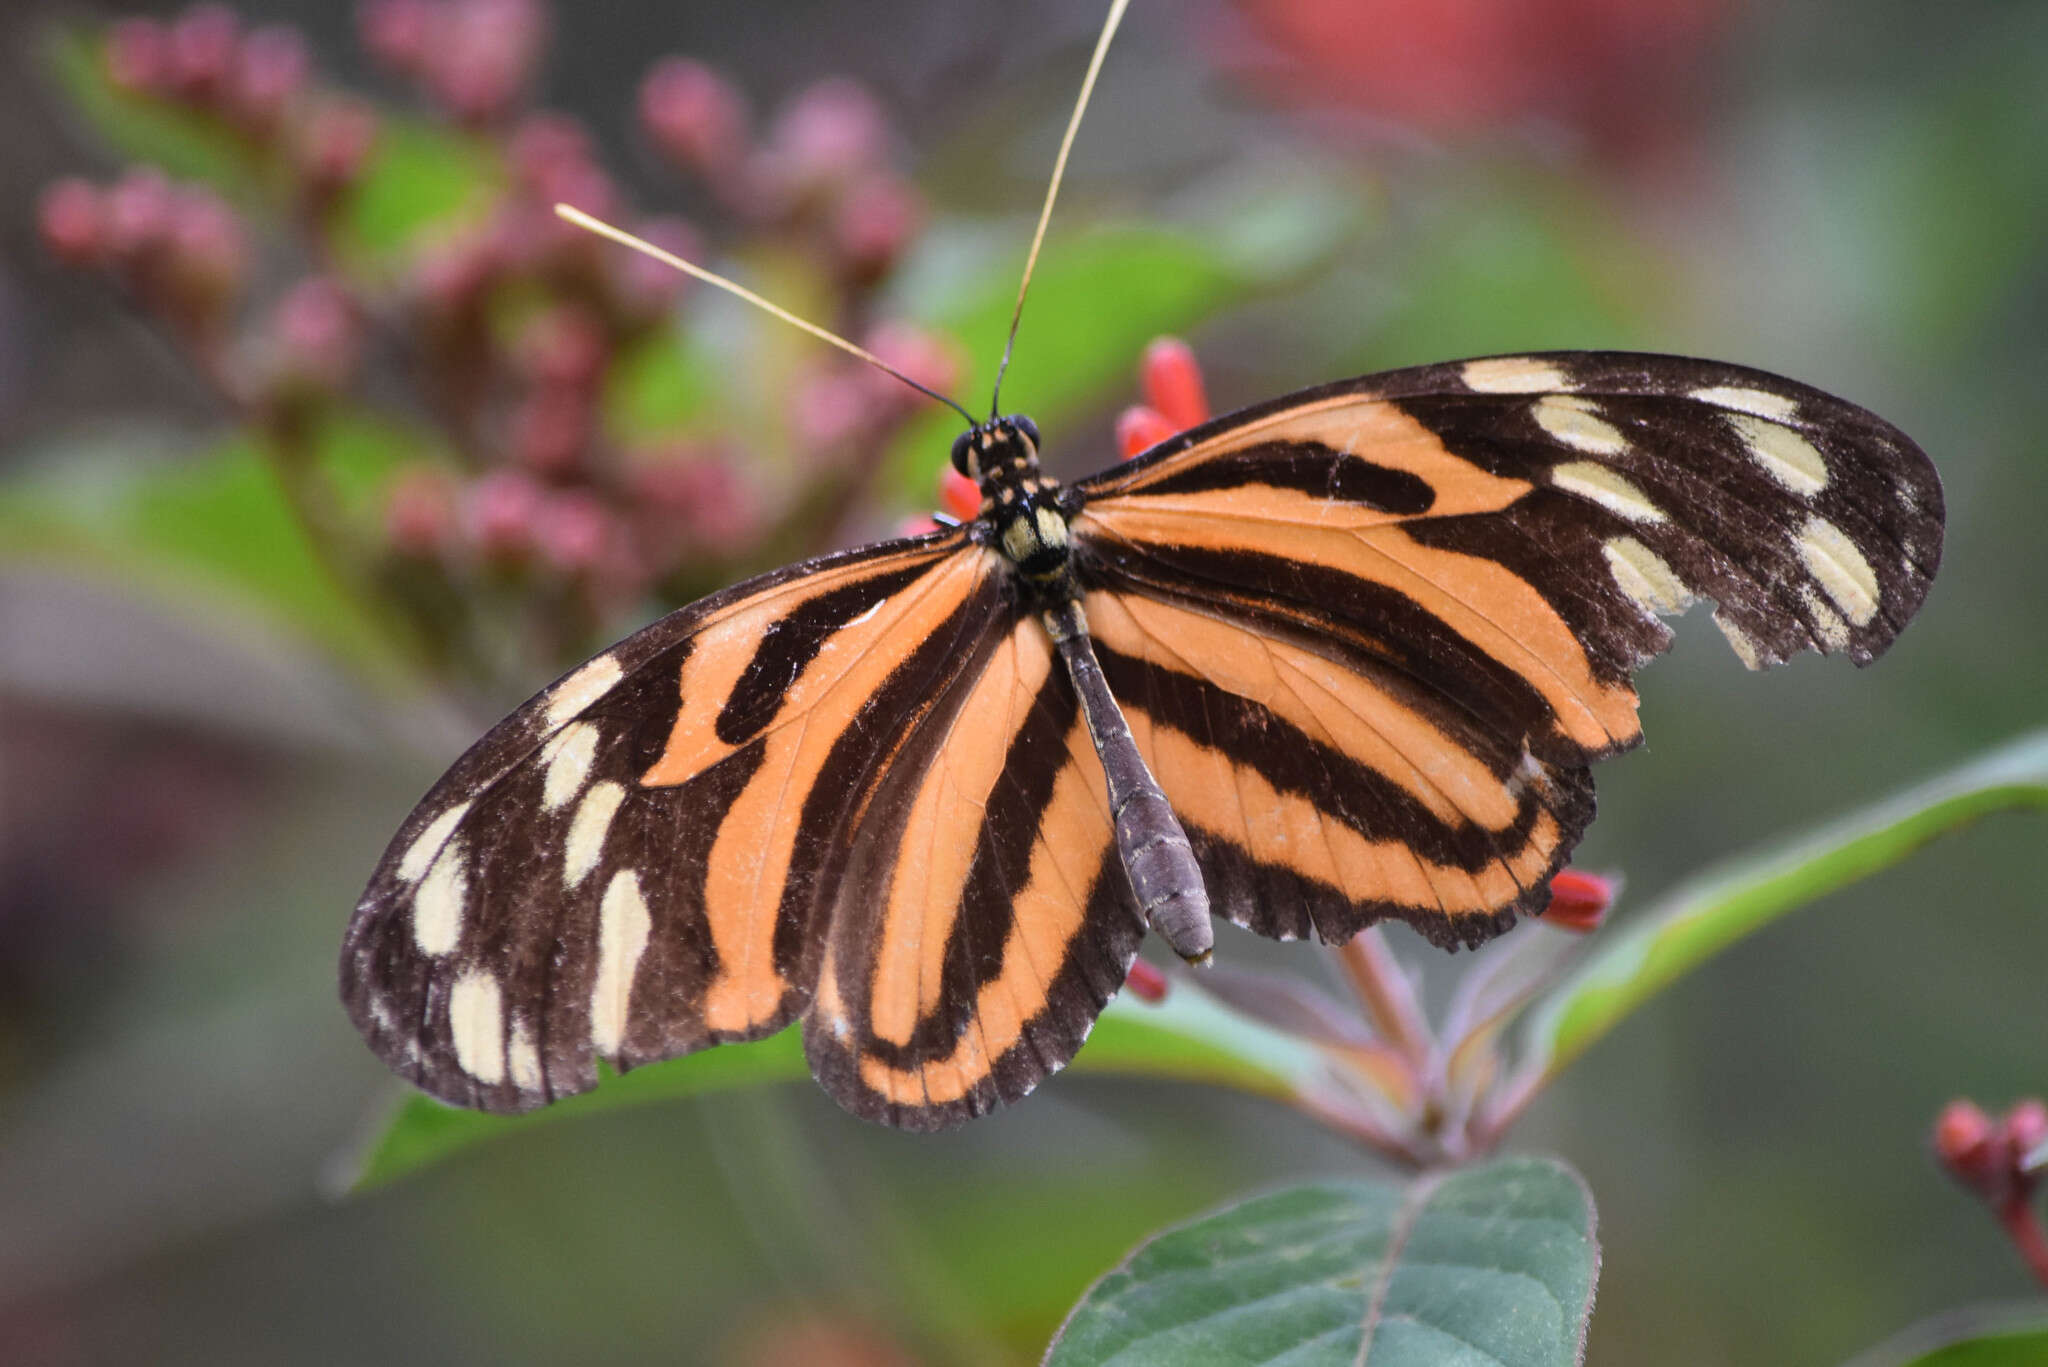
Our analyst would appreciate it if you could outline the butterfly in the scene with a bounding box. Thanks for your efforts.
[342,347,1942,1130]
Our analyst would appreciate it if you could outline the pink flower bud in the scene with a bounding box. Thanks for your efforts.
[639,57,749,180]
[1140,336,1210,432]
[270,276,362,390]
[231,25,309,132]
[770,78,887,196]
[461,469,545,563]
[383,465,457,557]
[1116,405,1178,460]
[605,215,700,316]
[508,388,592,476]
[2007,1100,2048,1162]
[792,369,877,452]
[424,0,545,125]
[1934,1099,2004,1199]
[38,179,106,268]
[507,113,594,197]
[410,231,497,317]
[515,306,608,390]
[863,322,961,408]
[299,99,379,192]
[165,190,248,318]
[104,168,175,261]
[168,4,241,103]
[106,18,171,96]
[534,490,612,576]
[357,0,433,77]
[832,175,922,284]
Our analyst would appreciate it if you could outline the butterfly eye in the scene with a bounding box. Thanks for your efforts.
[950,430,978,479]
[1013,416,1041,453]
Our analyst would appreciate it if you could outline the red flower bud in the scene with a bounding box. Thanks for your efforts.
[2006,1100,2048,1162]
[639,57,750,180]
[759,77,887,214]
[424,0,545,125]
[1934,1099,2004,1199]
[1542,868,1615,933]
[1116,405,1179,460]
[863,322,961,411]
[168,4,241,102]
[939,469,980,522]
[508,388,593,476]
[1125,957,1170,1004]
[461,469,545,563]
[832,175,922,284]
[534,490,612,576]
[508,113,595,197]
[270,276,362,391]
[1140,336,1211,432]
[605,216,701,317]
[106,18,171,96]
[104,168,175,262]
[38,179,106,268]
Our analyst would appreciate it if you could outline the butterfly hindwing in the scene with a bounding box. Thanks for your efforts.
[1070,351,1940,947]
[341,529,1009,1114]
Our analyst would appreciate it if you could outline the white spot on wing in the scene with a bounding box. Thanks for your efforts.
[1798,515,1880,627]
[564,780,627,889]
[845,598,887,628]
[545,654,623,729]
[1462,357,1571,393]
[398,803,470,883]
[1727,413,1827,496]
[1798,585,1851,651]
[1693,384,1798,421]
[413,841,468,956]
[449,969,505,1085]
[591,869,652,1056]
[1552,461,1666,523]
[507,1018,544,1092]
[1715,614,1765,670]
[1602,536,1691,614]
[1535,395,1629,455]
[540,722,601,812]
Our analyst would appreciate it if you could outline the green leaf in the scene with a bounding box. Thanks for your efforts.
[0,415,414,670]
[1045,1157,1598,1367]
[1518,730,2048,1086]
[340,983,1326,1191]
[336,119,500,263]
[1845,1305,2048,1367]
[47,27,259,194]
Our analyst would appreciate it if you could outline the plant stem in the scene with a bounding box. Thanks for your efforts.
[1335,929,1433,1070]
[1998,1192,2048,1289]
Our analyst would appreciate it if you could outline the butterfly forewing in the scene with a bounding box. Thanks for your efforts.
[341,528,1013,1114]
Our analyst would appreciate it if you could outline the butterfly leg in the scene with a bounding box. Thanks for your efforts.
[1042,600,1214,965]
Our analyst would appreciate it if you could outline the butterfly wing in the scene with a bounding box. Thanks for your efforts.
[341,528,1012,1114]
[1070,351,1941,948]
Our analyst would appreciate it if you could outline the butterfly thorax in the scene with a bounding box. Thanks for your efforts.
[951,414,1080,588]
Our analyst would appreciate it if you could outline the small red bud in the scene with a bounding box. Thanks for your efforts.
[534,490,612,576]
[792,369,876,452]
[508,388,593,476]
[410,232,497,317]
[424,0,545,126]
[38,179,106,268]
[270,276,361,391]
[1116,405,1179,460]
[164,190,248,322]
[300,99,379,193]
[2005,1100,2048,1161]
[105,18,171,96]
[863,323,960,410]
[515,306,608,390]
[1125,957,1170,1004]
[939,468,980,522]
[639,57,749,180]
[772,78,887,184]
[104,168,175,261]
[508,113,594,196]
[1140,337,1210,432]
[1543,868,1615,933]
[168,3,241,102]
[606,216,700,317]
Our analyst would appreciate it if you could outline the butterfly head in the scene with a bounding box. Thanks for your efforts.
[950,415,1042,489]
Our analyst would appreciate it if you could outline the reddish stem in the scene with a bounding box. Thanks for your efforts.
[1998,1191,2048,1289]
[1334,929,1432,1071]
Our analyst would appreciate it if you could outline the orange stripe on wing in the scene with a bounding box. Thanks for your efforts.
[857,712,1112,1108]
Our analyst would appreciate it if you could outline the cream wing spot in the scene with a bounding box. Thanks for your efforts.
[412,841,469,956]
[1716,614,1765,670]
[1727,413,1828,496]
[544,654,623,729]
[1462,357,1572,394]
[539,722,601,812]
[397,802,470,883]
[448,969,505,1085]
[1534,395,1629,455]
[591,869,652,1056]
[1552,461,1666,523]
[1693,384,1798,421]
[564,780,627,890]
[1798,585,1851,651]
[507,1018,543,1092]
[1602,536,1691,614]
[1798,516,1881,627]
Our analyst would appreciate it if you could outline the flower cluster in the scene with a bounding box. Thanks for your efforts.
[1934,1097,2048,1287]
[40,0,957,681]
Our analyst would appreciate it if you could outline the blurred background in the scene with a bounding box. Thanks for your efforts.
[2,0,2044,1363]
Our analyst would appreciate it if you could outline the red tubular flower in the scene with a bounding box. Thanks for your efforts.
[1542,868,1614,933]
[939,469,980,523]
[1116,405,1179,460]
[1139,337,1211,432]
[1124,957,1170,1004]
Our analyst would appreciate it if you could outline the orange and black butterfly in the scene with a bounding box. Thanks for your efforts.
[342,345,1943,1129]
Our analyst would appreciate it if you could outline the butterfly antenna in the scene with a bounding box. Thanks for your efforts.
[988,0,1131,419]
[554,204,977,427]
